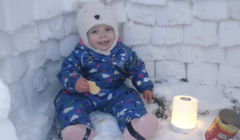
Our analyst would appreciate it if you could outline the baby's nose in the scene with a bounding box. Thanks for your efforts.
[100,32,107,37]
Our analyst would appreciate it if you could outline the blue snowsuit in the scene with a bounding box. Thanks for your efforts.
[54,40,154,132]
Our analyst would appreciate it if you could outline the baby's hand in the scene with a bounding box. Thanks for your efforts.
[75,78,89,93]
[143,90,152,104]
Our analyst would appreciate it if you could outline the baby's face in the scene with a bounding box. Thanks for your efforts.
[87,24,115,51]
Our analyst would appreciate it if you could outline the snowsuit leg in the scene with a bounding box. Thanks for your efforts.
[54,89,95,130]
[102,88,147,132]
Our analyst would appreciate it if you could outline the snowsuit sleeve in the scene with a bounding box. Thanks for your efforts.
[126,48,154,93]
[57,48,84,93]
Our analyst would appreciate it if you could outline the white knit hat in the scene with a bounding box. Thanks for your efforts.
[75,1,119,55]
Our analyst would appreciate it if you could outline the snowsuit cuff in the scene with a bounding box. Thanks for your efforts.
[139,87,153,93]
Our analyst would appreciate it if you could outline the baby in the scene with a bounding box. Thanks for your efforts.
[54,1,158,140]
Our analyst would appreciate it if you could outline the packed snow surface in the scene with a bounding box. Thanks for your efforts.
[48,82,240,140]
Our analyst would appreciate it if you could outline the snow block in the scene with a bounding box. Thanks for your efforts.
[184,18,218,46]
[228,0,240,21]
[152,25,183,45]
[164,44,195,63]
[9,82,27,111]
[111,0,127,23]
[195,45,225,64]
[187,62,218,86]
[0,119,18,140]
[37,21,51,41]
[155,60,186,81]
[122,21,152,46]
[156,0,192,26]
[18,0,34,26]
[10,101,55,140]
[0,0,22,32]
[226,46,240,67]
[126,2,155,25]
[43,60,62,79]
[21,45,48,70]
[37,15,65,41]
[219,20,240,47]
[59,34,80,57]
[0,31,13,58]
[0,1,4,28]
[218,64,240,88]
[224,86,240,103]
[11,24,40,53]
[62,0,100,13]
[0,0,34,31]
[10,104,33,133]
[0,78,10,119]
[33,0,63,20]
[40,77,62,102]
[89,111,123,140]
[64,13,77,36]
[62,0,80,14]
[133,45,164,61]
[32,68,49,92]
[192,0,230,22]
[144,61,155,78]
[21,70,45,114]
[0,55,27,84]
[129,0,167,5]
[42,40,62,62]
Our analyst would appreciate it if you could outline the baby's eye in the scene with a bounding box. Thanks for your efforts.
[106,28,112,31]
[91,30,98,34]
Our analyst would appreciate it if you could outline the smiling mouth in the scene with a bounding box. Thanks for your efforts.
[98,41,109,45]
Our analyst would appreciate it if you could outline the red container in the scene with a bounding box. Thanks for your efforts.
[205,109,240,140]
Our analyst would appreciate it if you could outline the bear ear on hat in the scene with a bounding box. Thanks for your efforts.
[99,0,111,5]
[73,1,85,12]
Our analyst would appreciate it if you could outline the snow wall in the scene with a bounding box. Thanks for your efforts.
[0,0,240,140]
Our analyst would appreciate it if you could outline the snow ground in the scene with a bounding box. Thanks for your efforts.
[48,81,240,140]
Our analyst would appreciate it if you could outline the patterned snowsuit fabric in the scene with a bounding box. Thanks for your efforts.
[54,40,153,132]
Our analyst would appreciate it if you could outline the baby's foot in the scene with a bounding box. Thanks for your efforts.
[61,124,96,140]
[122,114,158,140]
